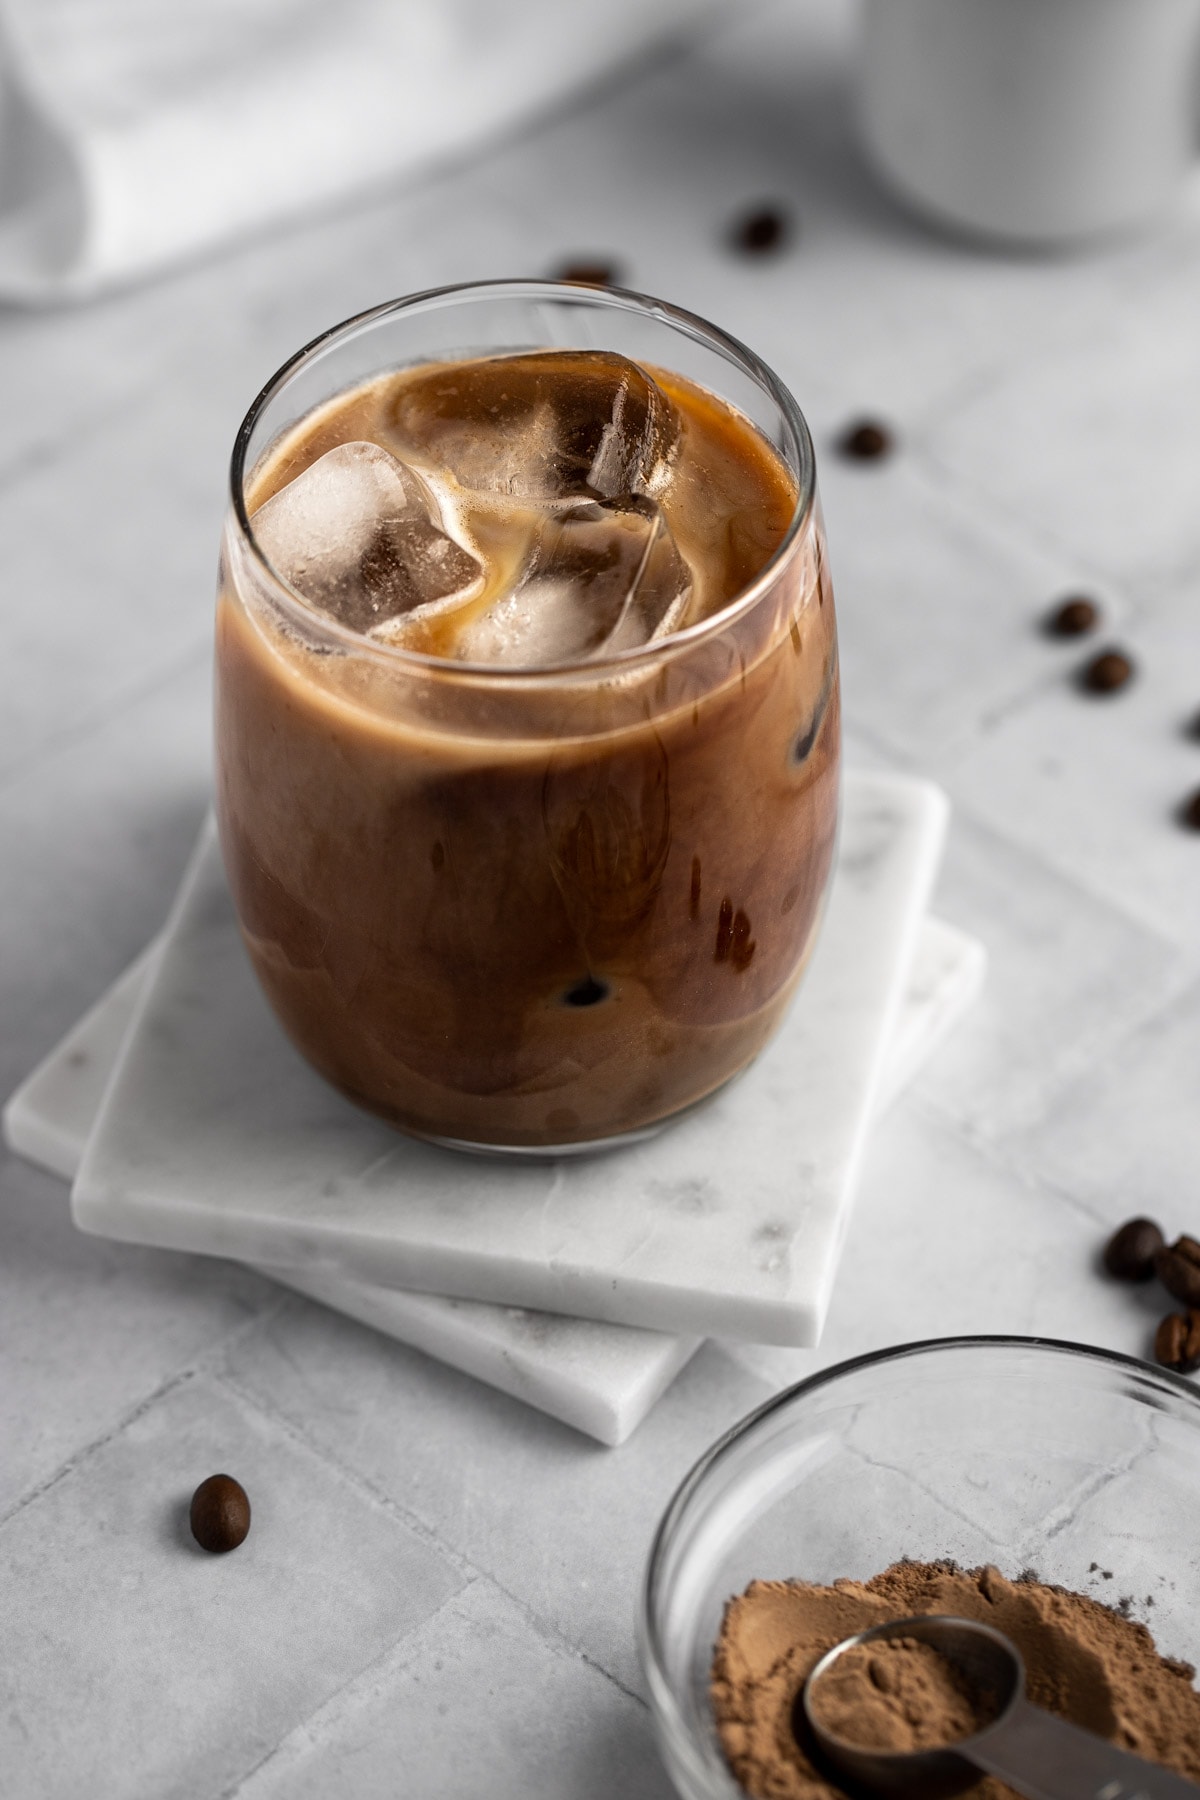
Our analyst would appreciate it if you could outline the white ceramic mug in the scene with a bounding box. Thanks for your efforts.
[859,0,1200,245]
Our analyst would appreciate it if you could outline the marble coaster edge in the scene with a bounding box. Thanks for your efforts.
[3,945,161,1181]
[807,777,949,1336]
[5,848,982,1443]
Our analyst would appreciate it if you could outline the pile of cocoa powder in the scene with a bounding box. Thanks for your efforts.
[711,1561,1200,1799]
[805,1632,999,1753]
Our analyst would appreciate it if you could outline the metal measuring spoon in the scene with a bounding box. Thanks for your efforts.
[799,1614,1200,1800]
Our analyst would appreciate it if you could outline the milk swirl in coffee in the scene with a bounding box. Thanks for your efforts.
[216,346,839,1148]
[248,352,795,661]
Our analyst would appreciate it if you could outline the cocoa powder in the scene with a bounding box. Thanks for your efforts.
[711,1561,1200,1799]
[806,1633,998,1752]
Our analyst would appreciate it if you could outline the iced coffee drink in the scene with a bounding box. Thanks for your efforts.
[216,283,839,1150]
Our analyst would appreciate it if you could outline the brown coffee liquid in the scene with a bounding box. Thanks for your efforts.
[216,351,839,1148]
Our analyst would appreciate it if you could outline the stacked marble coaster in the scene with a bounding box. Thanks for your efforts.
[4,771,984,1443]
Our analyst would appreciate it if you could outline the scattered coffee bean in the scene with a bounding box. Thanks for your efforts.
[838,420,893,462]
[1046,596,1099,638]
[730,204,791,255]
[1155,1236,1200,1309]
[1155,1310,1200,1375]
[1103,1217,1165,1282]
[1178,789,1200,832]
[1079,648,1134,695]
[189,1473,251,1553]
[555,260,621,288]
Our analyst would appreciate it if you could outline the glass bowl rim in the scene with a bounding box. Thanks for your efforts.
[639,1332,1200,1773]
[227,277,817,684]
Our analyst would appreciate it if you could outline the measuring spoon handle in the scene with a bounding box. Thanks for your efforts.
[967,1696,1200,1800]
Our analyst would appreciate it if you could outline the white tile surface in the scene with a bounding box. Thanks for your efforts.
[1012,975,1200,1245]
[1,1372,466,1800]
[219,1309,774,1695]
[0,1151,274,1519]
[234,1578,675,1800]
[929,275,1200,588]
[72,773,947,1346]
[4,902,982,1447]
[6,0,1200,1790]
[939,593,1200,948]
[0,655,213,1097]
[821,453,1130,763]
[912,812,1190,1138]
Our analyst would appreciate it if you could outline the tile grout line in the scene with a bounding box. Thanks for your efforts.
[0,1287,292,1533]
[920,431,1200,600]
[0,1364,199,1533]
[217,1558,651,1800]
[916,773,1197,967]
[214,1577,487,1800]
[909,949,1200,1157]
[907,1084,1199,1292]
[212,1358,649,1709]
[903,1091,1119,1238]
[848,711,1200,967]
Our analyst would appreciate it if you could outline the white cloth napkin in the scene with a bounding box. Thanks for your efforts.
[0,0,709,302]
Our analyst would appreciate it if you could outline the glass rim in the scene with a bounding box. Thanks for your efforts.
[228,277,817,684]
[637,1332,1200,1778]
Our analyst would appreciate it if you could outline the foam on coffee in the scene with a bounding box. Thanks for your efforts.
[246,350,797,667]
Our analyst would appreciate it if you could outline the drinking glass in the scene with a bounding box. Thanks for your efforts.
[215,280,839,1152]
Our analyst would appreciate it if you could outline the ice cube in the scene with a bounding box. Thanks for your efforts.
[250,441,482,635]
[386,351,681,505]
[455,496,693,668]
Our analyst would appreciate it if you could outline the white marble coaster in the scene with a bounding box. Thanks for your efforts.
[3,910,983,1443]
[68,772,948,1347]
[6,910,982,1443]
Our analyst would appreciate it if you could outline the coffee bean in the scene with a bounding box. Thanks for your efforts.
[838,420,893,462]
[555,261,621,288]
[1046,596,1098,638]
[1155,1310,1200,1375]
[1178,789,1200,832]
[1155,1236,1200,1308]
[189,1473,251,1553]
[1103,1217,1165,1281]
[1079,648,1134,694]
[730,204,791,255]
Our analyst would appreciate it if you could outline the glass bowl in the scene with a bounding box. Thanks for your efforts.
[639,1336,1200,1800]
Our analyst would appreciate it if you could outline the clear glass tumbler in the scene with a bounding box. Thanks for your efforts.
[215,280,839,1152]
